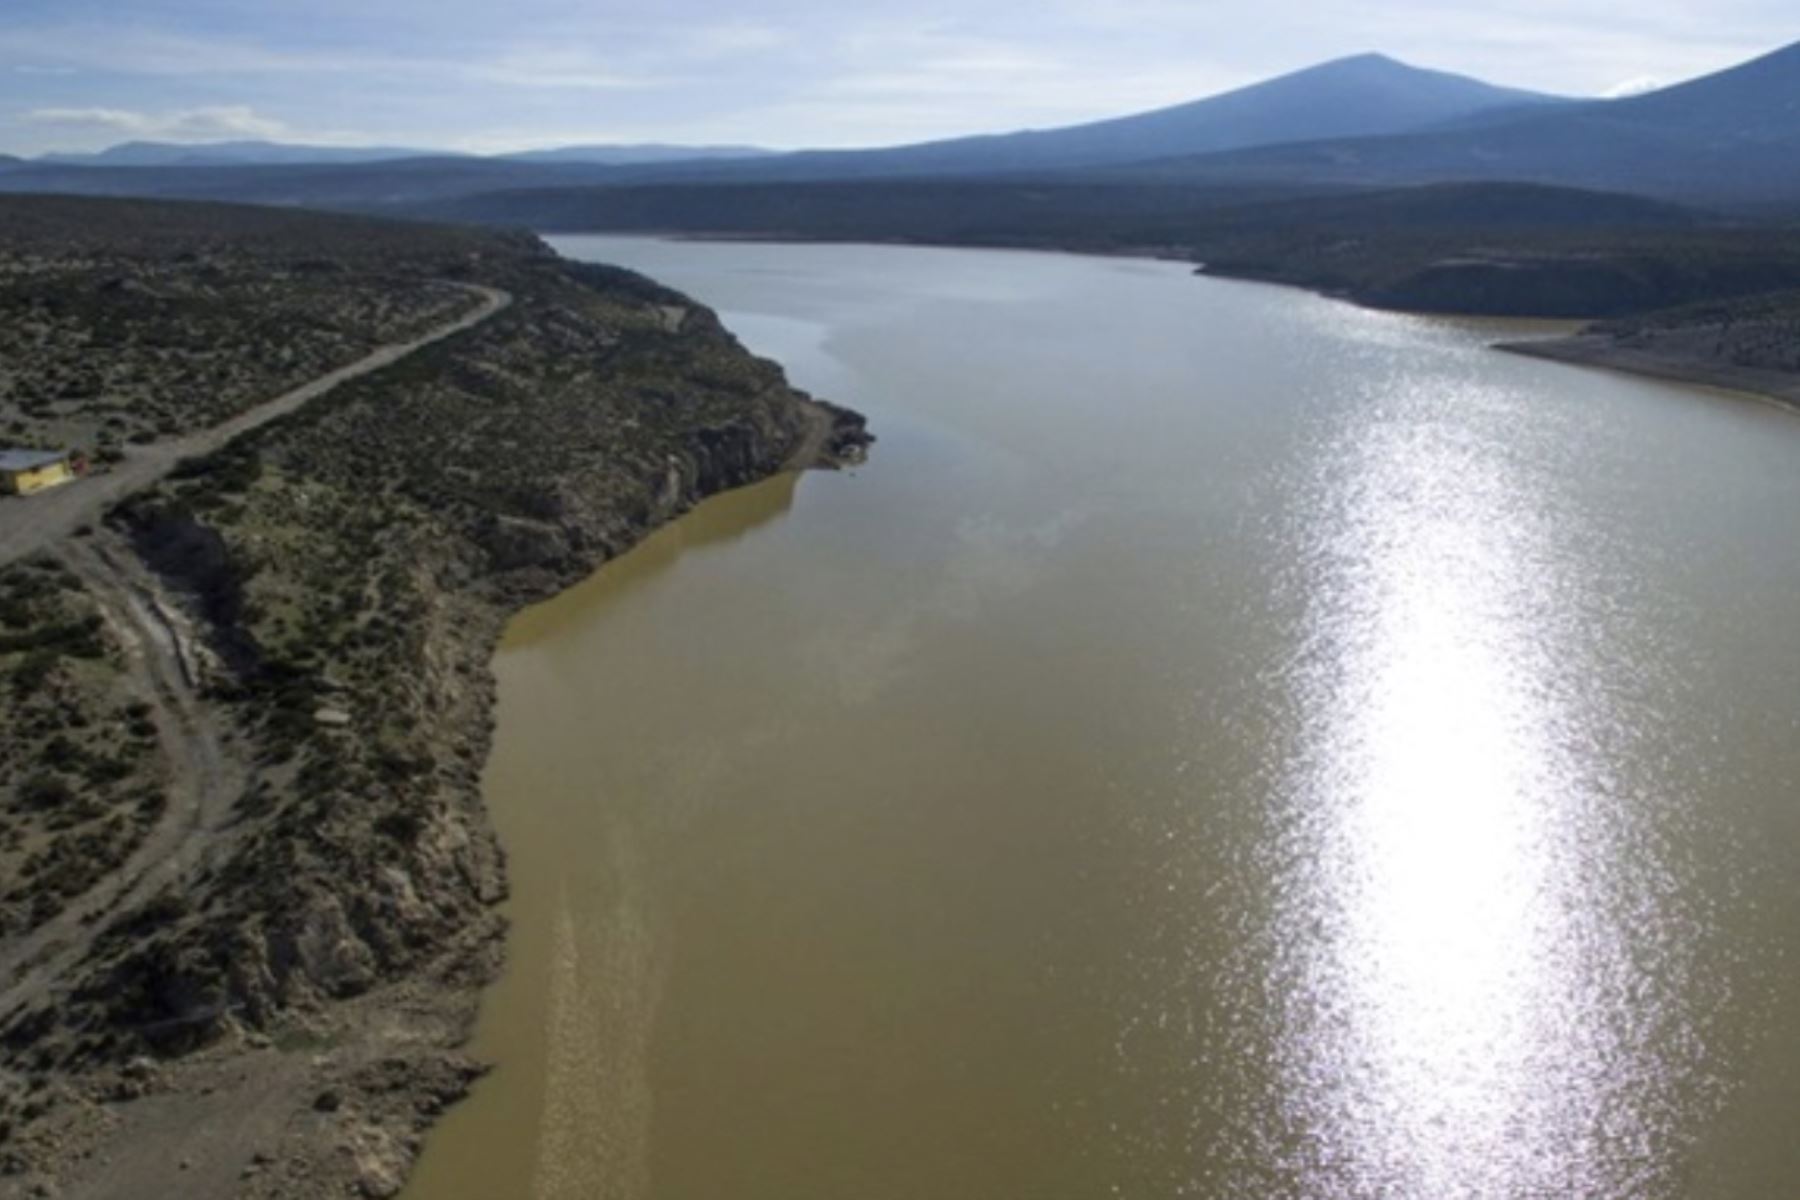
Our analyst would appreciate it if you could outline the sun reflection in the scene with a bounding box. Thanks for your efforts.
[1274,389,1637,1196]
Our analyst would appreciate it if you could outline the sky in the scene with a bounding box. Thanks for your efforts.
[2,1,1794,156]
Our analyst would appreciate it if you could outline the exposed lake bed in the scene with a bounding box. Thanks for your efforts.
[408,238,1800,1199]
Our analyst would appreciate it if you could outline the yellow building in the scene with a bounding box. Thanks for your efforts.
[0,449,77,496]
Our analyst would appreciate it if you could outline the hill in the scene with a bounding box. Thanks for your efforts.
[1504,289,1800,408]
[0,155,634,207]
[417,177,1800,318]
[413,177,1347,245]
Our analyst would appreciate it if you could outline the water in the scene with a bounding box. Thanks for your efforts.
[405,238,1800,1199]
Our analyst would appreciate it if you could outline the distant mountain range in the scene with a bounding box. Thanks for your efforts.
[499,144,775,166]
[27,140,778,169]
[625,53,1567,181]
[35,141,446,167]
[3,40,1799,213]
[12,56,1545,176]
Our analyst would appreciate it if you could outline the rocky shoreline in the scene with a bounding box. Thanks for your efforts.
[0,200,869,1199]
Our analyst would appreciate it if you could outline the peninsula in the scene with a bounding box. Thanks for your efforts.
[0,195,868,1198]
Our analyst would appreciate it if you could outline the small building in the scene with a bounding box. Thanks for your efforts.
[0,449,77,496]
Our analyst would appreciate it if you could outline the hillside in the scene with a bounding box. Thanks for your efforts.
[0,195,510,454]
[1503,290,1800,407]
[0,195,869,1198]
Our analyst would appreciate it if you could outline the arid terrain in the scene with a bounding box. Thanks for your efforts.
[0,196,867,1199]
[1502,289,1800,408]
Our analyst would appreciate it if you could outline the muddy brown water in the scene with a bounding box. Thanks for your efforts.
[406,239,1800,1199]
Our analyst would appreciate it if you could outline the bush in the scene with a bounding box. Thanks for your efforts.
[16,772,74,812]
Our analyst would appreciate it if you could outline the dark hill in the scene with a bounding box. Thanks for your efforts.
[0,156,636,207]
[414,178,1699,245]
[415,176,1795,319]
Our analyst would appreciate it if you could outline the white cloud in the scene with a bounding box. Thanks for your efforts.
[1602,76,1663,98]
[26,105,288,140]
[468,49,666,91]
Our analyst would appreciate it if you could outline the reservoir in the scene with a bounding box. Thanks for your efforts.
[406,238,1800,1198]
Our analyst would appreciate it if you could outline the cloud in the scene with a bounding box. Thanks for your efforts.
[26,105,288,140]
[0,23,743,92]
[1602,76,1663,98]
[467,49,667,91]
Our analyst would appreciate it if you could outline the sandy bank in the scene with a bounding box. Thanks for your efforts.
[1498,334,1800,415]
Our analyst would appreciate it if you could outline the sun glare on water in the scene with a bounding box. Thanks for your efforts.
[1265,376,1704,1196]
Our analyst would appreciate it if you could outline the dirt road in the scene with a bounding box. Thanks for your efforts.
[0,281,510,1055]
[0,283,511,570]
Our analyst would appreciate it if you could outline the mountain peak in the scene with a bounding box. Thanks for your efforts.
[1320,52,1408,70]
[593,50,1561,183]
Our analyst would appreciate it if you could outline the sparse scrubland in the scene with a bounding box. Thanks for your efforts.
[0,196,867,1198]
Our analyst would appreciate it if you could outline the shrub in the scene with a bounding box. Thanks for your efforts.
[16,772,74,812]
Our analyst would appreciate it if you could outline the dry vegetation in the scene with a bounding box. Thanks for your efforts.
[81,253,840,1019]
[1588,289,1800,374]
[0,197,490,455]
[0,556,163,941]
[0,196,867,1197]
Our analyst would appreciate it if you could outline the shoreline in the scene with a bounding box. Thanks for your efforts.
[550,232,1800,414]
[1496,334,1800,415]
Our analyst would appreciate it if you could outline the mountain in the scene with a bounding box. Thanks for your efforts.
[1110,40,1800,206]
[1616,38,1800,142]
[500,144,775,166]
[870,53,1559,172]
[595,53,1561,183]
